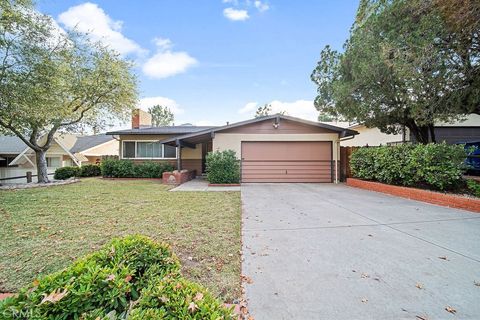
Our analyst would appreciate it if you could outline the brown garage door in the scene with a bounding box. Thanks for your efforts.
[241,141,333,183]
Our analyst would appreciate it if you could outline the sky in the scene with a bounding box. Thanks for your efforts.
[37,0,359,128]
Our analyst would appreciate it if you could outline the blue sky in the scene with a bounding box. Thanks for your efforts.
[38,0,358,127]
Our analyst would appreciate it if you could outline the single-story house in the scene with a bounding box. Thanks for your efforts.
[0,133,118,183]
[107,109,357,183]
[341,114,480,147]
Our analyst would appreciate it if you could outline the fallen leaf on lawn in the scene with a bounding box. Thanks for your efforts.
[445,306,456,314]
[105,274,115,282]
[40,289,68,304]
[159,296,169,303]
[228,253,234,257]
[124,275,132,283]
[187,256,193,261]
[438,256,448,260]
[241,275,254,284]
[194,292,203,301]
[416,283,424,289]
[174,283,183,290]
[32,279,40,286]
[188,302,198,313]
[361,298,368,303]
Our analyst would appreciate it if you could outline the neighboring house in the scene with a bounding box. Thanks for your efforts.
[0,133,118,183]
[107,109,357,183]
[341,114,480,147]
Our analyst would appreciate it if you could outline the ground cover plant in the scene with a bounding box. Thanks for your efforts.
[0,235,235,319]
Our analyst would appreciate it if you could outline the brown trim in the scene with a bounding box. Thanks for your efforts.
[347,178,480,213]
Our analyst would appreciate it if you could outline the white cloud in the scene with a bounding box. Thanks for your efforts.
[142,38,197,79]
[238,101,258,114]
[58,2,145,56]
[254,1,269,12]
[238,100,319,121]
[138,96,185,115]
[223,0,239,4]
[223,8,250,21]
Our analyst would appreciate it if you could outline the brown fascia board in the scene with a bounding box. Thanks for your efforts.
[159,115,358,145]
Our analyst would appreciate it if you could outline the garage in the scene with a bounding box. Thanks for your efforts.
[241,141,333,183]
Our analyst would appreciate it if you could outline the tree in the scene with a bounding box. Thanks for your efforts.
[311,0,479,143]
[254,104,286,118]
[148,105,174,126]
[255,104,272,118]
[0,1,138,183]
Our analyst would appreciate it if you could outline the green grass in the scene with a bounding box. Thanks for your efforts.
[0,178,241,302]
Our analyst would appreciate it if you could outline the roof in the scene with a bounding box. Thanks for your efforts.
[160,114,359,145]
[106,126,216,135]
[70,134,114,153]
[0,136,27,154]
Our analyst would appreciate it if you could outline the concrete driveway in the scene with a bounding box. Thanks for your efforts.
[241,183,480,320]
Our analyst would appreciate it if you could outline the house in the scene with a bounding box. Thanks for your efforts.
[106,109,357,183]
[0,133,118,183]
[341,114,480,147]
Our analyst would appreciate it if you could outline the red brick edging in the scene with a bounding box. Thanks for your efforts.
[208,184,241,187]
[346,178,480,213]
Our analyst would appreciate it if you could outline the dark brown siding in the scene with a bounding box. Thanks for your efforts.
[410,127,480,144]
[221,119,336,134]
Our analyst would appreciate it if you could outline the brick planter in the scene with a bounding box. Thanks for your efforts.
[347,178,480,213]
[162,170,196,185]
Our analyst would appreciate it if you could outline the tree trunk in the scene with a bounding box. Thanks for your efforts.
[407,124,431,144]
[35,149,50,183]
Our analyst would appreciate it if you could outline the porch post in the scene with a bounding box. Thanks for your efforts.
[176,139,182,171]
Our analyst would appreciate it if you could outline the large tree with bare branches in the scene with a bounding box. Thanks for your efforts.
[0,1,137,182]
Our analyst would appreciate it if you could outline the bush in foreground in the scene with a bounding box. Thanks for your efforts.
[100,159,174,178]
[0,236,235,319]
[53,166,80,180]
[350,143,467,191]
[206,150,240,184]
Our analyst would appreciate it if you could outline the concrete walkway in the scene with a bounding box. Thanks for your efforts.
[170,178,240,192]
[242,183,480,320]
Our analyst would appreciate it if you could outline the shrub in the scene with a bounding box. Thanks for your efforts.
[0,236,235,320]
[206,150,240,184]
[101,159,174,178]
[467,180,480,198]
[53,166,80,180]
[350,143,467,191]
[134,162,174,178]
[79,164,101,177]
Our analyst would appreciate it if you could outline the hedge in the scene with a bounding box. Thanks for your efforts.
[100,159,174,178]
[206,150,240,184]
[53,166,80,180]
[0,236,235,319]
[79,164,102,177]
[350,143,467,191]
[54,165,102,180]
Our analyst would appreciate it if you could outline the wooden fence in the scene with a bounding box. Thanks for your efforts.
[339,146,359,182]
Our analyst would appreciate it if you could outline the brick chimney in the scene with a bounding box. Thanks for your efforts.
[131,109,152,129]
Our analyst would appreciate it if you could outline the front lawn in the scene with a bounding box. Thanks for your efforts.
[0,178,241,302]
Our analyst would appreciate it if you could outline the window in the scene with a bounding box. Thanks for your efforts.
[122,141,177,159]
[46,157,61,168]
[123,141,136,158]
